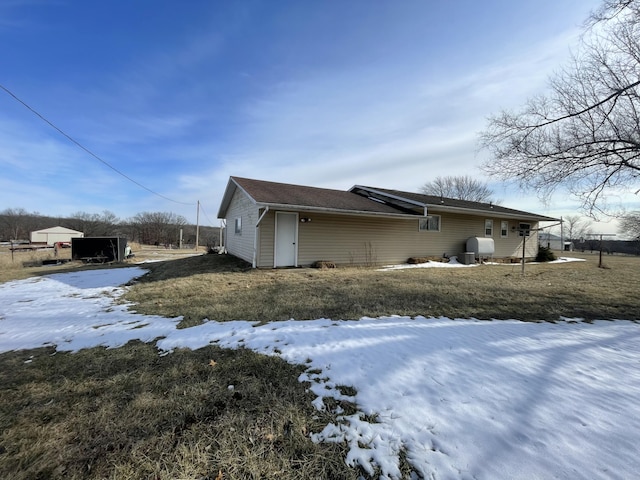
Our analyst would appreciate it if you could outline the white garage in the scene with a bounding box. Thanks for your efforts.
[30,226,84,245]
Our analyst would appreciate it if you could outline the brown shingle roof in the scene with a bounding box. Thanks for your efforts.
[218,177,558,222]
[352,186,558,221]
[229,177,411,216]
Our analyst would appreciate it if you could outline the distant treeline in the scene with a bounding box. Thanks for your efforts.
[0,208,221,247]
[572,239,640,256]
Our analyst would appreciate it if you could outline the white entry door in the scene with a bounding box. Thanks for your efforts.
[275,212,298,267]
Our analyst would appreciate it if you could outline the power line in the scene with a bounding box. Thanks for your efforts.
[198,202,217,227]
[0,83,195,206]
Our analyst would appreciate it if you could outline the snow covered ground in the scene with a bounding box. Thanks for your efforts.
[1,266,638,479]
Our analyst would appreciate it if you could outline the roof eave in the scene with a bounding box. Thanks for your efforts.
[255,202,421,219]
[426,204,558,221]
[217,177,258,218]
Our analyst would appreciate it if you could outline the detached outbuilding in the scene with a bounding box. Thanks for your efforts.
[30,226,84,245]
[217,177,558,268]
[539,233,573,252]
[71,237,128,263]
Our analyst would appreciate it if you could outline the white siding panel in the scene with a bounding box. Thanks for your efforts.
[224,189,258,264]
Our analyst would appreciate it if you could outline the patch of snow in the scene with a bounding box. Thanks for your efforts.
[1,268,639,479]
[551,256,586,263]
[377,256,477,271]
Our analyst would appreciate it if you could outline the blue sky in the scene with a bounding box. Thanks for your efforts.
[3,0,630,232]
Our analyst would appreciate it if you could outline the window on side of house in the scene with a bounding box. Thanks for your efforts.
[235,217,242,235]
[485,219,493,237]
[519,222,531,237]
[419,215,441,232]
[501,220,509,238]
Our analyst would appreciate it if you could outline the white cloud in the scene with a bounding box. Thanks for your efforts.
[1,0,615,224]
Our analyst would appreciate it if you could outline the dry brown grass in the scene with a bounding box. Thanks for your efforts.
[125,252,640,326]
[0,244,205,284]
[0,246,73,282]
[0,342,359,480]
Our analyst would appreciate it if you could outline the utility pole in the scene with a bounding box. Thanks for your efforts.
[195,200,200,251]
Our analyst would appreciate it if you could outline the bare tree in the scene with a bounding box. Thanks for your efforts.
[66,211,120,237]
[420,175,495,202]
[479,0,640,216]
[563,215,592,241]
[619,211,640,238]
[129,211,188,245]
[0,208,39,241]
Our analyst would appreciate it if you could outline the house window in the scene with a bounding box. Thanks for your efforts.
[485,219,493,237]
[501,221,509,238]
[235,217,242,235]
[419,215,441,232]
[519,222,531,237]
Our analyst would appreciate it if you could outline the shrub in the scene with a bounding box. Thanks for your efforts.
[407,256,444,264]
[536,245,556,262]
[312,260,336,269]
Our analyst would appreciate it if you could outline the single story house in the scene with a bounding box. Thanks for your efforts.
[217,176,558,268]
[30,226,84,245]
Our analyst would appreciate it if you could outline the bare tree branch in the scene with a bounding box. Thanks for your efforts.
[619,210,640,237]
[479,0,640,216]
[420,175,496,203]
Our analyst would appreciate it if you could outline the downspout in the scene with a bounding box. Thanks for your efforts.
[252,206,270,268]
[220,219,226,252]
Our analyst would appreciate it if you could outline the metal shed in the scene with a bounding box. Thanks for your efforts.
[71,237,127,263]
[30,226,84,245]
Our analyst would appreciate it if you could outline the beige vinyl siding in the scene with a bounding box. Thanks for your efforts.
[256,209,276,268]
[254,210,541,268]
[427,212,540,259]
[224,189,257,264]
[504,228,539,258]
[295,213,422,266]
[419,212,483,257]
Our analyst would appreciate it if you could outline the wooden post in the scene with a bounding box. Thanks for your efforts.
[195,200,200,251]
[598,234,605,268]
[521,233,526,275]
[584,233,615,268]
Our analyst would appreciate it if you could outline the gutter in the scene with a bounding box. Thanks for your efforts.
[252,206,270,268]
[427,204,558,222]
[254,202,419,220]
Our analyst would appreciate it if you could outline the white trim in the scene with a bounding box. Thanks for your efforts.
[252,207,270,268]
[351,185,427,208]
[501,220,509,238]
[419,215,441,232]
[254,202,418,220]
[484,219,493,237]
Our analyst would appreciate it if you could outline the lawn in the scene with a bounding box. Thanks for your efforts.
[125,251,640,325]
[1,250,639,479]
